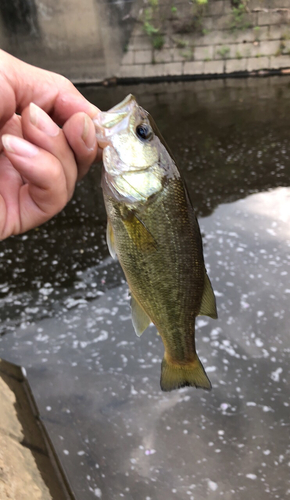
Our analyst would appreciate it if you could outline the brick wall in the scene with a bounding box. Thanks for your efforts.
[118,0,290,79]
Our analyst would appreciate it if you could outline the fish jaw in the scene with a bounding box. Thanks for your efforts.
[93,94,137,148]
[94,94,159,173]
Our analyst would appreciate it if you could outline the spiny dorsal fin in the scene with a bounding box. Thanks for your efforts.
[198,270,218,319]
[131,293,151,337]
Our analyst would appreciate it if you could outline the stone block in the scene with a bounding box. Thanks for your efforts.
[222,26,269,44]
[222,28,254,44]
[199,29,226,46]
[258,40,282,56]
[247,56,270,72]
[171,48,186,62]
[207,1,224,16]
[251,0,290,8]
[132,24,145,37]
[269,25,290,41]
[144,63,165,77]
[183,61,204,75]
[121,50,134,66]
[162,35,172,49]
[134,50,152,64]
[170,33,196,52]
[163,62,183,75]
[270,55,290,69]
[195,30,224,46]
[202,16,214,31]
[252,25,270,42]
[223,1,233,14]
[223,12,257,30]
[213,14,232,30]
[119,65,144,78]
[154,48,172,63]
[258,11,290,26]
[195,45,214,61]
[235,40,279,58]
[226,58,247,73]
[214,43,234,60]
[203,59,224,74]
[282,40,290,52]
[132,35,152,51]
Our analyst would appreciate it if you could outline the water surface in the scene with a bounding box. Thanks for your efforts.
[1,77,290,499]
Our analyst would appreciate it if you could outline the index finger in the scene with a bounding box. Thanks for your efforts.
[0,49,99,128]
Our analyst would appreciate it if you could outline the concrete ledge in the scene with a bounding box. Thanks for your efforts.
[110,66,290,88]
[0,359,74,500]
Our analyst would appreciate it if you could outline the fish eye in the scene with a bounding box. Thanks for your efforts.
[136,124,152,141]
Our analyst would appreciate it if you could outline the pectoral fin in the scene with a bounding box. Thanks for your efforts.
[106,220,117,259]
[122,210,157,253]
[131,294,151,337]
[198,271,218,319]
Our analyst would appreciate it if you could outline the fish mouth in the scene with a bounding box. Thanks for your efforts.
[109,94,136,113]
[93,94,137,148]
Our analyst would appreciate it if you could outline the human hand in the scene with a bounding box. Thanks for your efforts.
[0,49,100,240]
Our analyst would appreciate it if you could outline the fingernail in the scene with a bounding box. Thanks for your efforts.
[87,103,100,119]
[29,102,59,137]
[82,115,96,150]
[2,134,39,157]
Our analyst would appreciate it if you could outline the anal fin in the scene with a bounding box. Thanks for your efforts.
[198,270,218,319]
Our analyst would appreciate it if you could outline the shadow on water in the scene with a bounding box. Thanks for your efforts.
[0,77,290,499]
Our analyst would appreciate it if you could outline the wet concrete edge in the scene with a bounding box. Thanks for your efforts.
[0,358,76,500]
[73,67,290,87]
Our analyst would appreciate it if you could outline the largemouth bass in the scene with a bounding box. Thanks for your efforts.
[94,94,217,391]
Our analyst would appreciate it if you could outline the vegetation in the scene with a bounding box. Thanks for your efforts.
[253,26,261,41]
[217,46,230,59]
[141,0,208,50]
[173,37,188,49]
[229,1,251,32]
[142,2,164,50]
[152,34,165,50]
[180,48,194,60]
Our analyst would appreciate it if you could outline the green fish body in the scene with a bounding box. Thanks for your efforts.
[94,95,217,391]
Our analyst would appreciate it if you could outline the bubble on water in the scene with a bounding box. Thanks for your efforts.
[270,367,282,382]
[207,480,218,491]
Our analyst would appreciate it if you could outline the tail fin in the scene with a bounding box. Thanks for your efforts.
[160,355,212,392]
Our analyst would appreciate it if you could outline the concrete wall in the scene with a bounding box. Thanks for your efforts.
[0,0,290,82]
[0,0,135,81]
[119,0,290,79]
